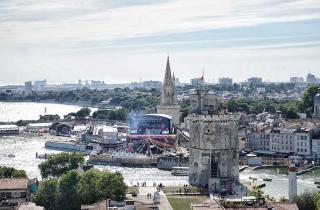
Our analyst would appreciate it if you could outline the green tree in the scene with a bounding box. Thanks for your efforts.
[76,108,91,118]
[315,192,320,210]
[78,169,127,204]
[294,191,317,210]
[249,186,264,199]
[38,153,84,178]
[299,85,320,117]
[58,170,81,210]
[0,166,27,178]
[32,179,59,210]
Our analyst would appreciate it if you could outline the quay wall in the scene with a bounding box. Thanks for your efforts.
[157,156,189,170]
[88,154,157,168]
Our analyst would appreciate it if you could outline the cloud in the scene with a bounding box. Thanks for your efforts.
[1,0,320,46]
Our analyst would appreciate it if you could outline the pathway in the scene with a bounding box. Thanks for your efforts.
[137,187,173,210]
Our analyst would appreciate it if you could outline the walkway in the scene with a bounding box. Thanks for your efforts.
[137,187,173,210]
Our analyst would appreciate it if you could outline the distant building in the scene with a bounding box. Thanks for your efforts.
[313,93,320,119]
[189,91,217,114]
[218,77,233,86]
[90,80,105,88]
[191,77,204,87]
[33,80,47,91]
[256,87,266,94]
[290,77,304,84]
[24,81,32,95]
[306,73,318,84]
[142,80,162,90]
[247,77,262,86]
[156,56,181,125]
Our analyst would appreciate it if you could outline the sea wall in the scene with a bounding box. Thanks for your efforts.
[157,156,189,170]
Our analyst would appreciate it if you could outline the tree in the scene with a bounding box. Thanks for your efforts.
[0,166,27,178]
[38,153,84,178]
[299,85,319,117]
[76,108,91,118]
[58,170,81,210]
[78,169,127,204]
[32,179,59,210]
[315,192,320,210]
[294,191,317,210]
[249,186,264,199]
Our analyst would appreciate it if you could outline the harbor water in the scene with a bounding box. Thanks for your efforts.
[0,102,83,122]
[0,135,319,198]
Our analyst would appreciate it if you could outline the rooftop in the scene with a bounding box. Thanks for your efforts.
[0,178,28,190]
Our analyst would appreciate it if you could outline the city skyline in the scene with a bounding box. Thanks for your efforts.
[0,0,320,84]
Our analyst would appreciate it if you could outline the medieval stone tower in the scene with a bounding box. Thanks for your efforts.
[157,57,180,125]
[187,89,240,193]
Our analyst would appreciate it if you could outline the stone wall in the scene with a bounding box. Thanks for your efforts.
[156,104,181,126]
[187,113,240,192]
[157,156,189,170]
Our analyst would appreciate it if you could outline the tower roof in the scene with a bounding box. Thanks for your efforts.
[164,56,173,86]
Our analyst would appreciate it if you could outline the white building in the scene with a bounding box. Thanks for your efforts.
[312,138,320,159]
[34,80,47,91]
[191,78,204,87]
[93,126,118,144]
[246,132,270,151]
[294,129,312,156]
[290,77,304,84]
[24,81,32,95]
[270,128,295,154]
[218,77,233,86]
[247,77,262,86]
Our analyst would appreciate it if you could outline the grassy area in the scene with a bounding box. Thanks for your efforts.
[167,195,209,210]
[126,186,139,194]
[163,186,207,194]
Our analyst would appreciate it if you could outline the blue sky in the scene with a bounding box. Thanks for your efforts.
[0,0,320,84]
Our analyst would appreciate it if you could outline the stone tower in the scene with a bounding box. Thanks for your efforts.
[157,57,180,125]
[288,161,297,202]
[313,93,320,119]
[187,89,240,193]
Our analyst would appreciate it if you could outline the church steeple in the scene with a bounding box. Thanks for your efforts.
[164,56,173,86]
[161,56,177,105]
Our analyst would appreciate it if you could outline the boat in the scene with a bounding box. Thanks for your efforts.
[8,153,15,158]
[317,185,320,189]
[314,181,320,185]
[263,178,272,181]
[249,177,257,181]
[171,167,189,176]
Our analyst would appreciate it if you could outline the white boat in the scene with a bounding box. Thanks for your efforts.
[171,167,189,176]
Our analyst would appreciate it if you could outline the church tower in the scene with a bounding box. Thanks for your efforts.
[157,56,181,125]
[161,56,177,105]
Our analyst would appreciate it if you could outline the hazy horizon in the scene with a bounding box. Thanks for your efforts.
[1,0,320,85]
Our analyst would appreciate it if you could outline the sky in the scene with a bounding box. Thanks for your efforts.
[0,0,320,85]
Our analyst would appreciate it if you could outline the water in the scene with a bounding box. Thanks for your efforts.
[240,168,320,198]
[0,102,83,122]
[0,136,188,186]
[0,135,318,197]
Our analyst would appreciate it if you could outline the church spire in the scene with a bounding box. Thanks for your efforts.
[164,56,173,86]
[161,56,177,105]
